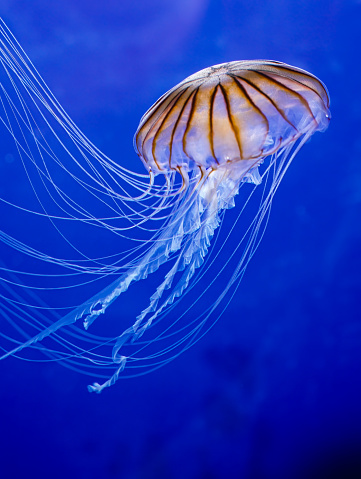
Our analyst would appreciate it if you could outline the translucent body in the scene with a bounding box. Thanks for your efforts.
[0,21,330,392]
[135,60,329,173]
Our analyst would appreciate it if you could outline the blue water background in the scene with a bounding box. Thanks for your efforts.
[1,1,361,478]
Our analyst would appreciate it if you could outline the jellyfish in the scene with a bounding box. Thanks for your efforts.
[0,20,330,392]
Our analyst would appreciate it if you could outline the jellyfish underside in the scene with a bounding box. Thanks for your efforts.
[0,21,330,392]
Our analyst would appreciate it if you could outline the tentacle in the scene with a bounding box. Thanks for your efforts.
[0,168,207,361]
[88,164,247,392]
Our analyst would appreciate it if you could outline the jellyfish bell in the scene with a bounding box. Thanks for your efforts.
[0,20,330,392]
[135,60,330,175]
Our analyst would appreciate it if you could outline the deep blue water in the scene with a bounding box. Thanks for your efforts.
[1,1,361,478]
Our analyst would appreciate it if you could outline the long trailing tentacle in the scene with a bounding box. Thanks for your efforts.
[0,168,208,360]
